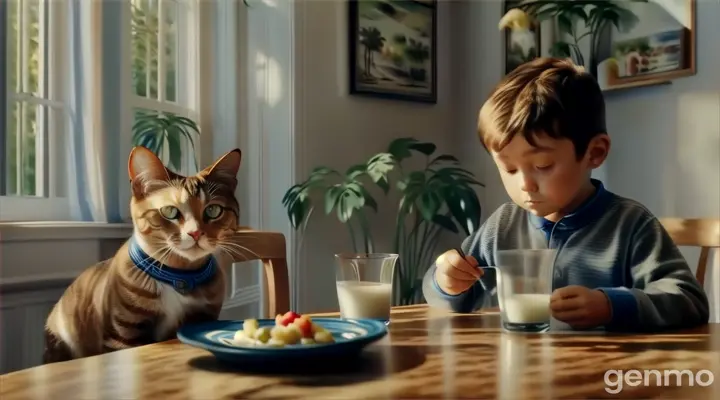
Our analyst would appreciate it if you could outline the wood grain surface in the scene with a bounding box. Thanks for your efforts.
[2,305,719,399]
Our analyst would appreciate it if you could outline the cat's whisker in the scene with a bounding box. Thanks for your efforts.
[217,241,261,259]
[216,245,247,262]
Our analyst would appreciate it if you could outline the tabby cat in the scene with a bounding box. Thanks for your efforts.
[43,146,242,363]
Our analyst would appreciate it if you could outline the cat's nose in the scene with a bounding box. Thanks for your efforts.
[188,230,203,241]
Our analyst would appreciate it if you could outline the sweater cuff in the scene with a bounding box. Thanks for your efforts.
[431,271,462,299]
[597,287,638,327]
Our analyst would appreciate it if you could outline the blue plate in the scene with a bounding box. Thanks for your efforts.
[177,318,388,364]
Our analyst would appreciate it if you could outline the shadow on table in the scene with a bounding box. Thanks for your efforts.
[187,344,426,386]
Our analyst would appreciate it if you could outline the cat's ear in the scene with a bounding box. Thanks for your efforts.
[203,149,242,188]
[128,146,170,182]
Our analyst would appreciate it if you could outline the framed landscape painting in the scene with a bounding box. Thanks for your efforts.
[348,0,437,103]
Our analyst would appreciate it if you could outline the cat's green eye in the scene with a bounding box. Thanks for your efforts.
[204,204,223,220]
[159,206,180,220]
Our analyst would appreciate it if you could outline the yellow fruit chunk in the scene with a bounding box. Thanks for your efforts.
[314,331,334,344]
[301,338,316,345]
[243,319,259,337]
[253,327,271,343]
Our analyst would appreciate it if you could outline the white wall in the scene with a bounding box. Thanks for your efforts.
[457,0,720,321]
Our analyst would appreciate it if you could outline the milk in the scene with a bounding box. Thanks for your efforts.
[502,294,551,324]
[336,281,393,320]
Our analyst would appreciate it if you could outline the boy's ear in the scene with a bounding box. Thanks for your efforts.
[586,133,610,169]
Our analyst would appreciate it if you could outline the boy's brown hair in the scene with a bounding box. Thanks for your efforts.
[478,57,606,159]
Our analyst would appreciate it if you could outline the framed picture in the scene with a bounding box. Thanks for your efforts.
[596,0,696,91]
[348,0,437,103]
[503,0,541,75]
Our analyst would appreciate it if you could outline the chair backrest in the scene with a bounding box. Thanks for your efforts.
[228,229,290,317]
[659,218,720,286]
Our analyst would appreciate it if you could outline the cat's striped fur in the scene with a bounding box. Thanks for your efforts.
[43,147,243,363]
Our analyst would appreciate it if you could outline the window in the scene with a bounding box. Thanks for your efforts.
[129,0,200,175]
[1,0,68,221]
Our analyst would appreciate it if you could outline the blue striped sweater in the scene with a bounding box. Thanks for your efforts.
[422,180,710,332]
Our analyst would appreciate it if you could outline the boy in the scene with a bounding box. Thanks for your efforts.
[422,57,709,332]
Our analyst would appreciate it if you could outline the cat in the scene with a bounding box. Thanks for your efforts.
[43,146,243,363]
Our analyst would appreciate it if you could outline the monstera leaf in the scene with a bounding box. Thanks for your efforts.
[132,111,200,172]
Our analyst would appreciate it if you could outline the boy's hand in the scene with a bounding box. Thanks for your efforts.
[550,286,612,330]
[434,249,482,296]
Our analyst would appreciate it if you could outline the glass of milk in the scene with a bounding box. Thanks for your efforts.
[494,249,557,333]
[334,253,398,324]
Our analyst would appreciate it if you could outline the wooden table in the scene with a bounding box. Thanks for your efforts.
[2,305,719,399]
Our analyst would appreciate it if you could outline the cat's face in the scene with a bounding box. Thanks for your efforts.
[128,147,242,263]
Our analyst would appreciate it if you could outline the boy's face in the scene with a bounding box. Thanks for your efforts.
[490,132,609,221]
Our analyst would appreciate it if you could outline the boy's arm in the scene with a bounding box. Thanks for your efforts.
[421,226,497,313]
[598,217,710,331]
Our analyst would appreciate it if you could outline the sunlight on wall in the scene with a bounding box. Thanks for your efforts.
[676,92,720,216]
[255,51,284,108]
[261,0,277,8]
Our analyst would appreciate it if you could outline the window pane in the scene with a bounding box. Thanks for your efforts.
[7,0,18,93]
[131,0,159,99]
[165,0,178,103]
[5,101,45,197]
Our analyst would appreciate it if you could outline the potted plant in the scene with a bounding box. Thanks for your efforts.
[281,137,485,305]
[131,110,201,173]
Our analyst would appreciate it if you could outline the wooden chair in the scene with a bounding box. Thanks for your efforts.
[659,218,720,286]
[227,229,291,318]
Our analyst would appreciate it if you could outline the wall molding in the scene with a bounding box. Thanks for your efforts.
[0,222,133,242]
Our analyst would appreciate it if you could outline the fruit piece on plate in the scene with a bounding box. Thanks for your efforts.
[314,330,334,344]
[300,337,316,345]
[243,318,259,337]
[279,311,301,326]
[292,316,313,338]
[253,326,271,343]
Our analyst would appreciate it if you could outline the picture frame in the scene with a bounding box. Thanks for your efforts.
[596,0,696,91]
[348,0,437,104]
[502,0,541,76]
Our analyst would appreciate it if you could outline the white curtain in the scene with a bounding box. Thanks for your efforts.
[65,0,124,222]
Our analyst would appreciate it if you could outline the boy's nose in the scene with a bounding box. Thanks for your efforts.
[520,175,538,192]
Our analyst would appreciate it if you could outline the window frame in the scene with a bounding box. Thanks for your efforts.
[126,0,201,177]
[0,0,69,222]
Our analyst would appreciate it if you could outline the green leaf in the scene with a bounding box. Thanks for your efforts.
[366,153,395,191]
[375,177,390,194]
[337,188,363,222]
[166,130,183,171]
[357,185,378,212]
[387,138,418,161]
[409,141,436,156]
[324,184,343,215]
[432,214,458,233]
[430,154,459,165]
[557,13,573,35]
[417,191,441,222]
[550,41,572,58]
[566,5,588,23]
[444,187,481,236]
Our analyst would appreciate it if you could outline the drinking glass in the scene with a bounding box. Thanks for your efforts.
[334,253,398,324]
[493,249,557,333]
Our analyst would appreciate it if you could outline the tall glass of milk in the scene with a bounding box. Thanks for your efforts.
[334,253,398,324]
[494,249,557,333]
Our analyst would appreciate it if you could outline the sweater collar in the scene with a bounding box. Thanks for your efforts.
[529,179,612,231]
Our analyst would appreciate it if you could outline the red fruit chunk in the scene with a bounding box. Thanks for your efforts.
[293,317,313,338]
[279,311,301,326]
